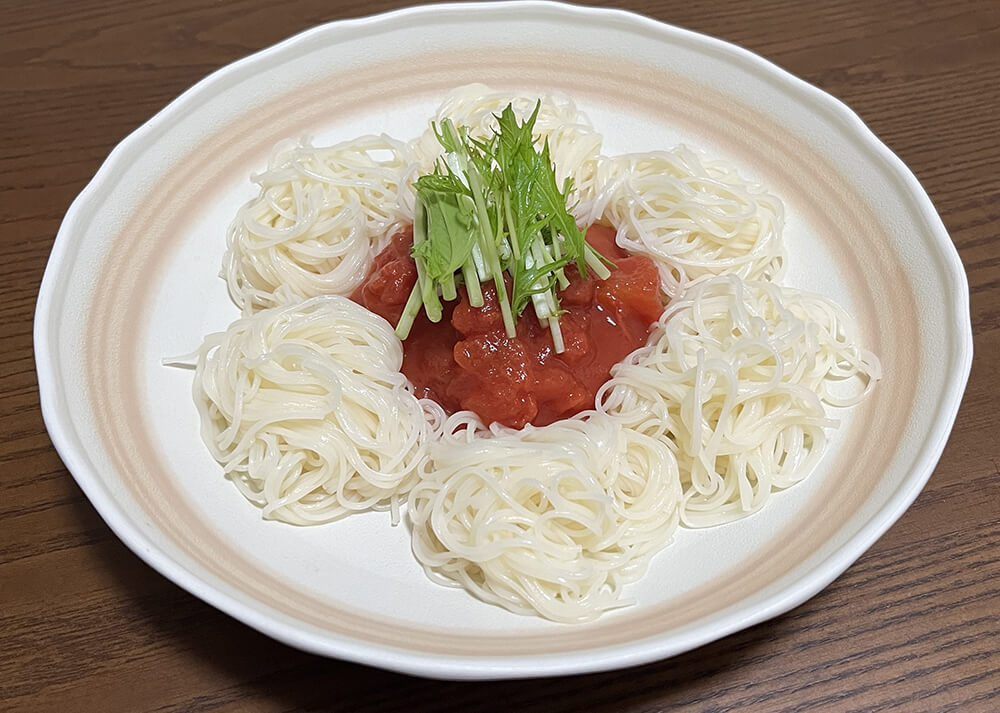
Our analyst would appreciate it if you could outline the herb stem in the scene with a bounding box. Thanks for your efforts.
[462,256,484,307]
[547,315,565,353]
[465,156,515,337]
[471,243,489,280]
[584,243,613,280]
[503,193,521,261]
[477,227,516,337]
[440,271,457,301]
[549,234,570,289]
[412,198,442,322]
[395,281,423,340]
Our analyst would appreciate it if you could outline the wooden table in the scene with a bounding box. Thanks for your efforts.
[3,1,997,710]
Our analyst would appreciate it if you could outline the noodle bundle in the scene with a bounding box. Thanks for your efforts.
[223,135,418,313]
[596,148,785,295]
[599,275,881,526]
[408,414,681,623]
[193,295,433,524]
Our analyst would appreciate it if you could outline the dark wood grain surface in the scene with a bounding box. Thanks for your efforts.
[3,1,998,711]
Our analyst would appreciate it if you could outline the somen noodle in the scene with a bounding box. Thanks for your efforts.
[184,85,880,622]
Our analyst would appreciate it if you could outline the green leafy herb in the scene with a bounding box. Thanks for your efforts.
[396,102,613,352]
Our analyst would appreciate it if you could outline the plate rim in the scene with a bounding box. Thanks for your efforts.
[34,0,974,680]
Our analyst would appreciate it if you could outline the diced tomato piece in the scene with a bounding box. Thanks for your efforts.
[351,224,663,428]
[451,333,537,428]
[596,256,664,326]
[351,228,417,325]
[451,282,508,337]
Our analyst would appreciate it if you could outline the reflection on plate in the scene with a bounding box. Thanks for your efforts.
[35,1,971,679]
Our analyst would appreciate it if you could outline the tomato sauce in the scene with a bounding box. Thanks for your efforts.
[352,225,663,428]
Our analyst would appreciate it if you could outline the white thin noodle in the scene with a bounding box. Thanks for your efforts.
[408,413,681,623]
[598,276,881,527]
[193,295,436,525]
[593,148,785,295]
[223,135,418,314]
[191,85,882,623]
[411,83,604,225]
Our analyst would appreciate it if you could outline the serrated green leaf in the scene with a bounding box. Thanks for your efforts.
[401,100,612,351]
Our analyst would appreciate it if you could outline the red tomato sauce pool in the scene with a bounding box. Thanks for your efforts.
[352,225,663,428]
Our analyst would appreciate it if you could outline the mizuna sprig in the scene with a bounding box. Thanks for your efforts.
[396,102,612,352]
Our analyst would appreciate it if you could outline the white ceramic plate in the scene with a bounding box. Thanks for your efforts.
[35,1,972,679]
